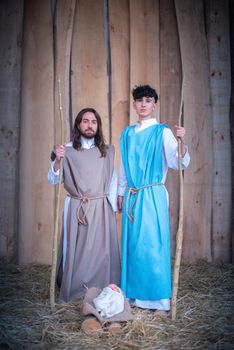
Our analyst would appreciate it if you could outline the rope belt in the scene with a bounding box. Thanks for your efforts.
[69,194,107,225]
[126,183,163,223]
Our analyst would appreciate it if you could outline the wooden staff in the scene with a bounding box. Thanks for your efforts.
[171,79,185,320]
[50,78,64,309]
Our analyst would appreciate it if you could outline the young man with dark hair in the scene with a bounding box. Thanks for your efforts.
[48,108,120,304]
[118,85,190,316]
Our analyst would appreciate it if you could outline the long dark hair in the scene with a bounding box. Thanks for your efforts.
[72,108,108,157]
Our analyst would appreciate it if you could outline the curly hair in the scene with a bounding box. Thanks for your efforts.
[132,85,159,103]
[72,108,108,157]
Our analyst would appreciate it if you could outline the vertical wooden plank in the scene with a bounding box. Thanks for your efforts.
[230,0,234,262]
[19,0,54,264]
[206,0,232,262]
[0,0,24,261]
[175,0,213,262]
[159,0,182,257]
[71,0,109,140]
[54,0,76,144]
[53,0,76,255]
[129,0,160,123]
[108,0,130,243]
[109,0,130,168]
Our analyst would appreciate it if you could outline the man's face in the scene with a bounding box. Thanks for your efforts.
[78,112,98,139]
[133,96,156,119]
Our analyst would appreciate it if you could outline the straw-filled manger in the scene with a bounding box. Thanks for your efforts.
[0,260,233,349]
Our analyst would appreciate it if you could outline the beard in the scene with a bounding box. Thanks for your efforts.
[79,129,97,139]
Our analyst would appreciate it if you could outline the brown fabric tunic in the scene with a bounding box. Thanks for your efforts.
[57,145,120,302]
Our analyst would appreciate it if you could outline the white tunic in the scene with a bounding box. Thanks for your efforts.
[118,119,190,310]
[48,136,118,269]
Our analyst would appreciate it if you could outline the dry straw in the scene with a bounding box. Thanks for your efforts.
[0,260,233,349]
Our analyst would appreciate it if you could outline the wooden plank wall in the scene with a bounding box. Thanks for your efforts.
[159,0,182,255]
[206,0,232,262]
[53,0,77,241]
[0,0,24,262]
[230,0,234,263]
[109,0,130,168]
[71,0,109,139]
[129,0,160,122]
[0,0,232,264]
[18,0,54,264]
[175,0,213,262]
[108,0,130,239]
[54,0,76,144]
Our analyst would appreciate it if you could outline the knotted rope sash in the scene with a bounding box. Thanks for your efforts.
[69,194,108,225]
[126,183,163,222]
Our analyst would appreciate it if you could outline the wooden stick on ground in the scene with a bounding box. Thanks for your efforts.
[171,79,185,320]
[50,78,64,309]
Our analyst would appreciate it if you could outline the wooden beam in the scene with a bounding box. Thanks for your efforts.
[71,0,109,140]
[19,0,54,264]
[159,0,182,256]
[0,0,24,262]
[108,0,130,244]
[129,0,160,123]
[230,0,234,263]
[109,0,130,168]
[206,0,232,262]
[54,0,76,143]
[175,0,213,262]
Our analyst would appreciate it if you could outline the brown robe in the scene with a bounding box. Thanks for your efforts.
[57,145,120,302]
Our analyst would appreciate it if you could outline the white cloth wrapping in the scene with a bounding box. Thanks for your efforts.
[93,286,124,319]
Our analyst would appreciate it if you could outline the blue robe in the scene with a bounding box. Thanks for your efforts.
[120,123,172,300]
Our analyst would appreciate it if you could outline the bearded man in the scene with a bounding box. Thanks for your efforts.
[48,108,120,303]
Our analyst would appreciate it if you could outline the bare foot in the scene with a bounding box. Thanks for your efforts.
[81,317,102,334]
[108,322,122,335]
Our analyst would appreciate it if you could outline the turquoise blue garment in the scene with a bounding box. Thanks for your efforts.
[120,123,172,300]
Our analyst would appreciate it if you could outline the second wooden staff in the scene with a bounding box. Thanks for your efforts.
[50,78,64,309]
